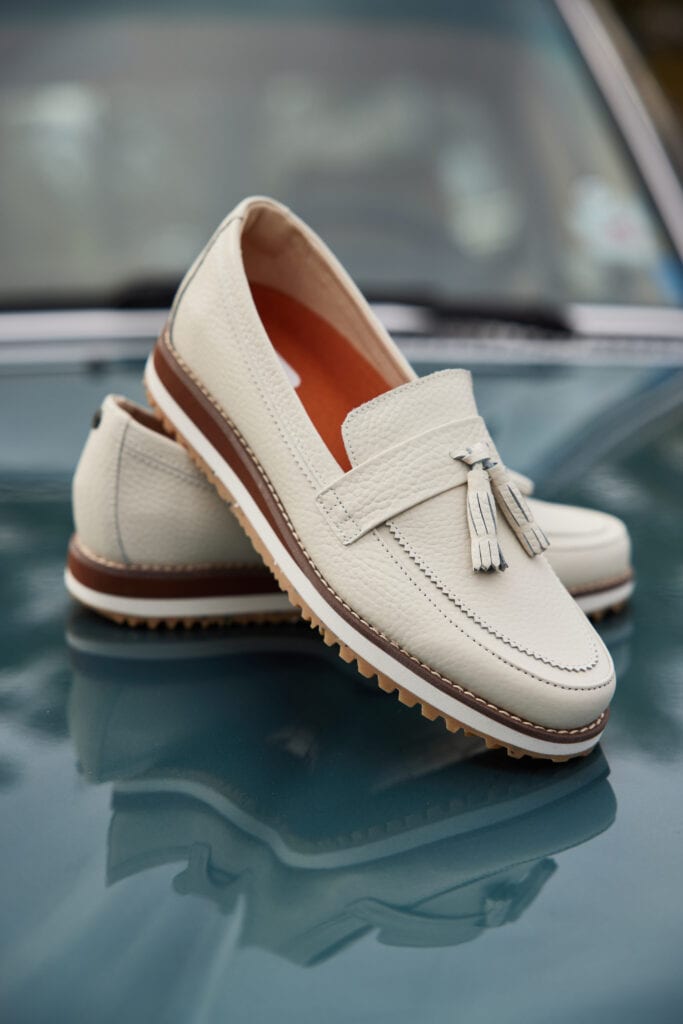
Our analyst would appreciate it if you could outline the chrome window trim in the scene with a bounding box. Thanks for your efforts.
[1,3,683,359]
[0,309,168,343]
[1,303,682,348]
[398,334,683,367]
[555,0,683,260]
[1,308,683,367]
[567,304,683,337]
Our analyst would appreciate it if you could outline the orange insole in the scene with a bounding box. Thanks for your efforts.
[250,283,390,471]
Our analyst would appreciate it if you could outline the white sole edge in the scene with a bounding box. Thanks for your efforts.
[575,580,634,616]
[64,568,292,620]
[145,354,602,758]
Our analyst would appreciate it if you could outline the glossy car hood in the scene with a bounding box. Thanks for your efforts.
[0,349,681,1024]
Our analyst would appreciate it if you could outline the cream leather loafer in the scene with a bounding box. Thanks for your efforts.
[66,395,633,625]
[145,196,615,759]
[523,496,633,617]
[66,395,292,626]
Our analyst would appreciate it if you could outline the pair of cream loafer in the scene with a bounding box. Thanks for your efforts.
[67,197,633,760]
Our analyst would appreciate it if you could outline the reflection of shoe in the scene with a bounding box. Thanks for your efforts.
[65,396,293,626]
[66,396,633,627]
[66,619,616,963]
[145,195,615,759]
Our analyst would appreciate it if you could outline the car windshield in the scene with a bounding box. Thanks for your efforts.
[2,0,682,310]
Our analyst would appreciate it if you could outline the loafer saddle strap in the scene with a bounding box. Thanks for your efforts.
[317,414,496,545]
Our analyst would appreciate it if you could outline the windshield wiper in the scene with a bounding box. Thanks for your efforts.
[0,278,572,336]
[365,290,572,335]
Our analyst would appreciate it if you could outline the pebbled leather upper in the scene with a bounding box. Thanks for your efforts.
[340,372,598,671]
[317,416,482,544]
[72,390,630,600]
[72,396,263,568]
[167,196,616,730]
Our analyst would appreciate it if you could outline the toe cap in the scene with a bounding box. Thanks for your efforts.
[530,499,632,594]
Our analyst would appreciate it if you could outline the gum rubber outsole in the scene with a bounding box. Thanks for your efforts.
[145,385,598,763]
[95,609,298,629]
[588,602,628,622]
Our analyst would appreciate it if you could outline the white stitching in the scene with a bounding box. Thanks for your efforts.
[320,421,597,670]
[387,520,599,672]
[343,369,471,463]
[316,488,359,545]
[318,419,477,543]
[218,245,322,490]
[372,530,612,693]
[124,443,216,491]
[113,419,131,565]
[74,538,260,574]
[169,208,322,490]
[159,343,612,736]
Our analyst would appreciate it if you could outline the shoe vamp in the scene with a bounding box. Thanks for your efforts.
[530,498,631,590]
[384,486,599,672]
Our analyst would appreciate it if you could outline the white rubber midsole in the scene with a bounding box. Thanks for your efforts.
[145,354,601,757]
[574,580,634,616]
[65,568,292,619]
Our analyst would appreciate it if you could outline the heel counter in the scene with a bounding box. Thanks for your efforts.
[72,399,128,562]
[113,434,220,566]
[115,423,260,567]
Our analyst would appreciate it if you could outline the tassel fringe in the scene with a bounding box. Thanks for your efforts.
[487,464,550,557]
[452,443,549,573]
[465,463,508,572]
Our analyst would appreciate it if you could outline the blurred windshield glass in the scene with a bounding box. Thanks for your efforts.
[2,0,682,309]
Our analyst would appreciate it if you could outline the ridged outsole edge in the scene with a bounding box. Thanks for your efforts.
[94,608,298,629]
[587,601,629,622]
[145,385,598,764]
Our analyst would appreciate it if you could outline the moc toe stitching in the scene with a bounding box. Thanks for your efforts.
[387,521,600,672]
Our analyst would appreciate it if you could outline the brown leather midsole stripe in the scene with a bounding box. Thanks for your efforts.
[67,536,279,599]
[154,336,292,549]
[568,571,634,599]
[153,336,608,744]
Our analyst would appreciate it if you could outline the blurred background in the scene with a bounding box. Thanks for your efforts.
[2,0,683,315]
[611,0,683,170]
[2,4,683,1024]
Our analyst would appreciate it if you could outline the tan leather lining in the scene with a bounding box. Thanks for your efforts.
[251,283,390,471]
[118,398,170,438]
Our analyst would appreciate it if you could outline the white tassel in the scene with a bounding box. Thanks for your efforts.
[452,441,549,572]
[487,463,549,557]
[465,463,507,572]
[452,443,508,573]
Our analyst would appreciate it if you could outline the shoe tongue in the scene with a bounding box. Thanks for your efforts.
[342,369,478,466]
